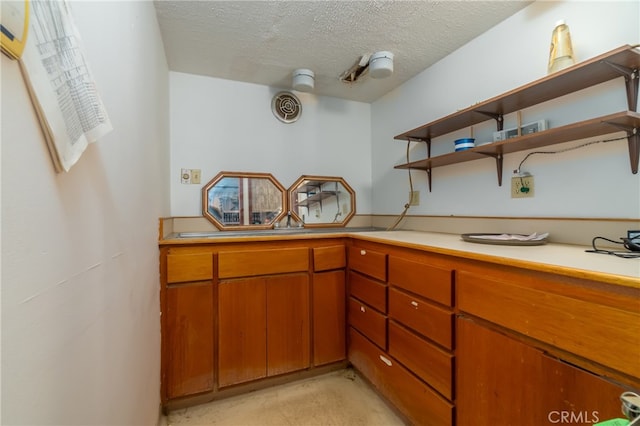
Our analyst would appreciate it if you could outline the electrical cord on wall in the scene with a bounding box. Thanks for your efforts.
[387,140,415,231]
[513,135,628,175]
[585,236,640,258]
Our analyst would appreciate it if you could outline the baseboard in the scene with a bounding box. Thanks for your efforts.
[157,403,168,426]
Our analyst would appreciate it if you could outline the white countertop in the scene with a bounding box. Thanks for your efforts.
[160,229,640,288]
[350,231,640,288]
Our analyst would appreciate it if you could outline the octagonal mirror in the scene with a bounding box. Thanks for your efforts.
[288,176,356,228]
[202,171,287,230]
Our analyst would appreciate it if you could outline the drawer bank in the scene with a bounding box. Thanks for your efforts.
[159,230,639,425]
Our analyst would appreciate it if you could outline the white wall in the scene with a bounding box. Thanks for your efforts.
[170,72,372,217]
[1,2,170,425]
[372,1,640,218]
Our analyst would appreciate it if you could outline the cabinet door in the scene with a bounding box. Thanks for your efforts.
[457,317,626,426]
[165,282,214,399]
[313,270,346,366]
[267,273,310,376]
[218,277,267,387]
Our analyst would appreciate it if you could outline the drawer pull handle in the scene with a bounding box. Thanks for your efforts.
[360,305,366,312]
[411,301,419,308]
[360,250,367,255]
[379,355,392,367]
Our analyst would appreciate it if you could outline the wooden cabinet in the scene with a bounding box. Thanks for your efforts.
[162,251,215,401]
[161,234,639,419]
[346,240,638,425]
[218,276,268,387]
[457,317,626,426]
[347,242,455,425]
[217,272,310,387]
[456,262,640,425]
[347,244,388,350]
[217,247,310,388]
[457,267,640,382]
[312,270,345,365]
[387,254,456,416]
[312,245,347,366]
[161,239,348,408]
[266,274,310,376]
[165,282,215,399]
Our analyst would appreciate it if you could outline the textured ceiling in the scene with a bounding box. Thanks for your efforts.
[154,1,532,103]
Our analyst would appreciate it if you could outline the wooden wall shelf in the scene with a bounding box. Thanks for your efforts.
[393,44,640,191]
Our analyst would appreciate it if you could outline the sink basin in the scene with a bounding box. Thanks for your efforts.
[175,227,381,239]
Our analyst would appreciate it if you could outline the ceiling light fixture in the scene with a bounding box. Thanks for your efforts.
[292,68,314,92]
[368,51,394,79]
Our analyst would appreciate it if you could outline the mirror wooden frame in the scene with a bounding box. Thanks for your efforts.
[288,175,356,228]
[202,171,287,230]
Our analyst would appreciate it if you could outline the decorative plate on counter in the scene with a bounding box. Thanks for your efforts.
[461,232,549,246]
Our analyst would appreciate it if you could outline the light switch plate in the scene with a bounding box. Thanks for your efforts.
[191,169,201,184]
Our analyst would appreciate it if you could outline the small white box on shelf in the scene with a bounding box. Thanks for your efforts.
[493,120,548,142]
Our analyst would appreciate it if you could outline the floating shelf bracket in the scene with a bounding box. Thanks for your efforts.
[475,111,504,131]
[478,152,504,186]
[427,167,432,192]
[603,61,638,112]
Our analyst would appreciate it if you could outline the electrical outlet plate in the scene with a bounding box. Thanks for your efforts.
[410,191,420,206]
[511,175,534,198]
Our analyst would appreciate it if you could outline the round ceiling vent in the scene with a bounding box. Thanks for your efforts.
[271,91,301,123]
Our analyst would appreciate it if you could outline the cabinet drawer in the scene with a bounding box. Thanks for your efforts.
[218,247,309,278]
[348,297,387,350]
[313,245,346,272]
[389,288,453,349]
[389,256,453,307]
[457,270,640,379]
[348,247,387,282]
[349,271,387,313]
[388,321,453,400]
[167,253,213,283]
[349,328,453,426]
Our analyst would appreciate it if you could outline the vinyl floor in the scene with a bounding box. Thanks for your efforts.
[164,369,405,426]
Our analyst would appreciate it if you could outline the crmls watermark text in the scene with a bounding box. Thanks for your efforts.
[547,411,600,424]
